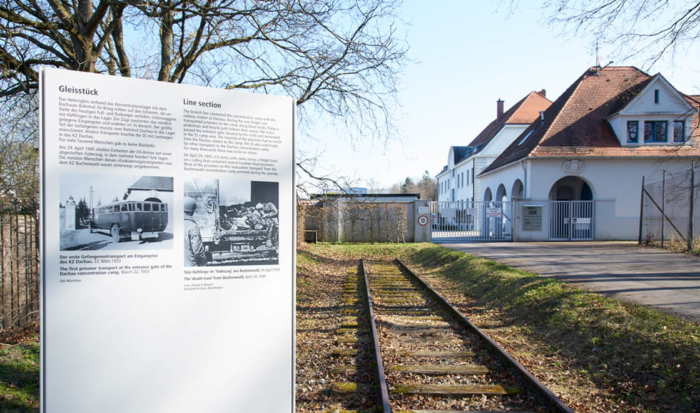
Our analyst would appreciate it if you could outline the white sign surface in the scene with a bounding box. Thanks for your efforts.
[486,208,502,217]
[40,69,295,413]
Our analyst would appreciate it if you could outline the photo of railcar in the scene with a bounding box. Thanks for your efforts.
[90,200,168,242]
[59,174,174,251]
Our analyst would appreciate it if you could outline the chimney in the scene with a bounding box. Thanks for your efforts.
[497,99,504,120]
[538,89,546,98]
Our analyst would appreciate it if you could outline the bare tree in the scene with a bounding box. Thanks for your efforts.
[0,94,38,214]
[509,0,700,67]
[0,0,408,199]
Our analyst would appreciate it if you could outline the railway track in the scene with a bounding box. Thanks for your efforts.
[327,259,572,413]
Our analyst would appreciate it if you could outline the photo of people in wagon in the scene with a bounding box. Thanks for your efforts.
[183,178,278,267]
[59,174,174,251]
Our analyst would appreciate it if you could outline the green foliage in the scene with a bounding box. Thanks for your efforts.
[0,342,39,412]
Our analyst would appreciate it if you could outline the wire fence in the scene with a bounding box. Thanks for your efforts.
[640,163,699,251]
[0,203,40,330]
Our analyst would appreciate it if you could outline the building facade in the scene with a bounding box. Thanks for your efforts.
[477,66,700,240]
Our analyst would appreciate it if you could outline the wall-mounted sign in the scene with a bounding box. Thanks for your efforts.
[486,208,502,218]
[522,205,543,231]
[418,215,429,226]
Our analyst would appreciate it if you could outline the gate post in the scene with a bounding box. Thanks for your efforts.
[662,170,666,248]
[414,200,432,243]
[639,176,645,244]
[689,161,695,251]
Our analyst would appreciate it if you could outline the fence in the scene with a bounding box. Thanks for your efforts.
[298,200,412,243]
[430,200,512,241]
[640,163,699,251]
[0,206,40,330]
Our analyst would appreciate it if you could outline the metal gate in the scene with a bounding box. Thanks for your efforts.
[430,201,512,242]
[549,200,594,241]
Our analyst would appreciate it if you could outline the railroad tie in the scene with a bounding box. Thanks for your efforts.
[330,382,371,394]
[400,337,463,345]
[329,365,357,375]
[388,364,493,375]
[398,350,477,358]
[331,349,358,358]
[388,326,454,335]
[391,383,521,397]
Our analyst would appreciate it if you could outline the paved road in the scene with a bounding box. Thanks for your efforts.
[440,241,700,324]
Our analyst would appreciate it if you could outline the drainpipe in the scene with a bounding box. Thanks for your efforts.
[519,159,528,198]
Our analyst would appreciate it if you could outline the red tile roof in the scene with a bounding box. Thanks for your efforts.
[481,67,700,175]
[468,91,552,148]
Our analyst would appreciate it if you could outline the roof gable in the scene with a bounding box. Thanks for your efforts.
[617,74,696,116]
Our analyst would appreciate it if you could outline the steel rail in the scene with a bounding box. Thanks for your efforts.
[396,258,574,413]
[359,259,392,413]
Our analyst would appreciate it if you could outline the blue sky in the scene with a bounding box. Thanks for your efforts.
[300,1,700,190]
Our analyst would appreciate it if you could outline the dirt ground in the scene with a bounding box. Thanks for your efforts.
[441,241,700,324]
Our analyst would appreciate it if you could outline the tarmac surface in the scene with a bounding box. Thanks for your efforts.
[440,241,700,324]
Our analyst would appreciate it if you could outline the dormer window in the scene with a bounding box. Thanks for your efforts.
[627,121,638,143]
[673,120,685,143]
[644,121,667,143]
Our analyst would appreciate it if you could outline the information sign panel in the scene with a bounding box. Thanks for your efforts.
[522,206,543,231]
[486,207,502,217]
[40,69,295,412]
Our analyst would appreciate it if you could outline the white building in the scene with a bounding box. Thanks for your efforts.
[436,91,551,205]
[478,66,700,240]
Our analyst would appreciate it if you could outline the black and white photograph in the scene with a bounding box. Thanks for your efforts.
[59,174,174,251]
[183,178,279,266]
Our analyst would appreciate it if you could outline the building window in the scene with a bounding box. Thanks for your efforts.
[466,170,469,185]
[452,170,455,177]
[654,89,659,104]
[627,121,638,143]
[673,120,685,143]
[644,121,667,142]
[471,167,475,184]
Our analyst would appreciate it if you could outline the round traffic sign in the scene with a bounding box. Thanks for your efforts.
[418,215,429,226]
